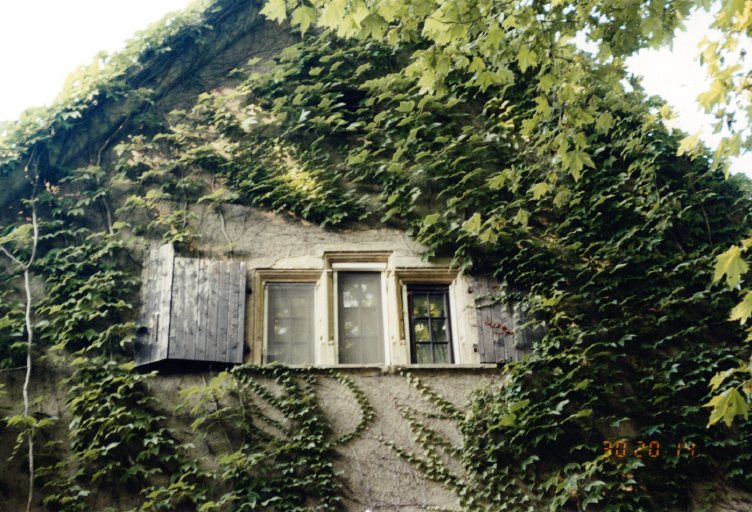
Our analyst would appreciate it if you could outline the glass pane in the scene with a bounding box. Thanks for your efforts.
[289,341,309,364]
[267,283,314,365]
[361,288,378,308]
[408,286,452,365]
[412,295,428,317]
[431,319,448,341]
[338,272,384,364]
[291,295,310,314]
[415,344,432,364]
[414,320,429,342]
[428,295,445,317]
[291,319,310,342]
[273,318,291,342]
[272,295,291,317]
[360,337,382,363]
[433,343,449,364]
[343,309,360,337]
[361,314,380,337]
[342,282,359,308]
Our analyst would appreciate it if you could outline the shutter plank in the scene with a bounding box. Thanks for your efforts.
[184,258,200,360]
[234,262,247,363]
[195,258,210,362]
[169,257,185,359]
[206,261,221,362]
[136,247,154,365]
[226,262,241,363]
[156,244,175,362]
[216,262,230,362]
[475,276,498,364]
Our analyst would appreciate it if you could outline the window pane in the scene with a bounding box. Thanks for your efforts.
[267,283,314,365]
[430,318,448,341]
[273,318,291,343]
[338,272,384,364]
[412,295,428,316]
[433,343,449,364]
[414,320,430,342]
[408,286,453,364]
[428,295,445,317]
[415,344,433,364]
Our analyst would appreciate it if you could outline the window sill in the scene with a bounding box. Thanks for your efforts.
[261,363,502,373]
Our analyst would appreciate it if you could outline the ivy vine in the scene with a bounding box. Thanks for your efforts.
[1,1,752,510]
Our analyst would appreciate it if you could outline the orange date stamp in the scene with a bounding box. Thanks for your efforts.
[602,440,697,459]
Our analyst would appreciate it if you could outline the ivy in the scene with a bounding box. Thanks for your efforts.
[180,366,374,510]
[1,0,752,510]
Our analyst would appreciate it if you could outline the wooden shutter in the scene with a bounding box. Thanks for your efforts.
[473,276,540,364]
[136,244,174,366]
[136,244,247,366]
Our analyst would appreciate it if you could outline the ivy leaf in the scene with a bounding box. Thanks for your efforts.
[396,100,415,112]
[497,413,516,427]
[423,213,440,226]
[705,388,750,427]
[709,367,741,392]
[730,291,752,324]
[468,56,486,73]
[319,0,346,28]
[462,213,482,235]
[517,46,537,72]
[677,132,702,158]
[0,224,32,246]
[538,74,554,92]
[595,112,614,134]
[534,96,551,118]
[563,149,594,181]
[713,245,748,288]
[697,80,725,112]
[197,187,238,204]
[291,5,317,35]
[260,0,287,24]
[513,209,529,226]
[529,182,550,201]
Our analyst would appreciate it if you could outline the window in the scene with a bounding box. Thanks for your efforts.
[337,272,385,364]
[266,283,315,364]
[252,258,478,366]
[407,285,453,364]
[141,248,504,368]
[252,270,322,366]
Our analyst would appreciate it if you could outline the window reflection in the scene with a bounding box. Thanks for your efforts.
[337,272,384,364]
[408,286,453,364]
[267,283,315,364]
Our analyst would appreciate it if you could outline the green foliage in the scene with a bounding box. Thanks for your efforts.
[0,279,26,368]
[42,358,190,512]
[180,366,373,510]
[0,0,751,509]
[182,26,750,509]
[709,234,752,427]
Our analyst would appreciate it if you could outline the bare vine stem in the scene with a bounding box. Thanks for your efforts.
[0,152,41,512]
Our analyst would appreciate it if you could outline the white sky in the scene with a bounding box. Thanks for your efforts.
[0,0,190,120]
[0,2,749,176]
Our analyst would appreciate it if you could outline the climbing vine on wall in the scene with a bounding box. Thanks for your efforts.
[116,27,752,510]
[1,0,752,510]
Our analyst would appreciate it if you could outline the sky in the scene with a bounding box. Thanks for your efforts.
[0,2,749,176]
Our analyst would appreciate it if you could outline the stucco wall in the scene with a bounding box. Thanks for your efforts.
[155,367,504,512]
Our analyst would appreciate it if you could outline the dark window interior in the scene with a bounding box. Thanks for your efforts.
[407,285,453,364]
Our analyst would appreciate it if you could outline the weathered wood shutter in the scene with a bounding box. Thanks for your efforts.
[473,276,542,364]
[136,244,247,366]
